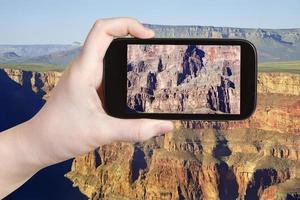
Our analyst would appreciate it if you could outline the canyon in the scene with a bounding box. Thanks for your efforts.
[1,68,61,99]
[127,45,240,114]
[69,71,300,199]
[1,68,299,200]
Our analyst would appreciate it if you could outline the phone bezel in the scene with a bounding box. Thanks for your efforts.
[104,38,257,120]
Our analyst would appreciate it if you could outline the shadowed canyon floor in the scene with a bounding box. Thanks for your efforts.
[0,68,299,200]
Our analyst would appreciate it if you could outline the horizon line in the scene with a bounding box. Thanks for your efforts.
[144,23,300,30]
[1,24,299,45]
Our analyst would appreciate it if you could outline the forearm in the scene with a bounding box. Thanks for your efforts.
[0,120,44,198]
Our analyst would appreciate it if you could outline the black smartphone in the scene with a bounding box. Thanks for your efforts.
[104,38,257,120]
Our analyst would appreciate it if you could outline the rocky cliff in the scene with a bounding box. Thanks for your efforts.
[68,71,300,199]
[127,45,240,114]
[1,68,299,200]
[66,125,300,200]
[1,68,61,99]
[0,68,61,131]
[257,73,300,96]
[145,25,300,62]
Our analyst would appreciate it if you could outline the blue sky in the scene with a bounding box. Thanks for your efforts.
[0,0,299,44]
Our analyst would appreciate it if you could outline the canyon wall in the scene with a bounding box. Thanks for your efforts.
[257,73,300,96]
[1,68,299,200]
[127,45,240,114]
[0,68,61,131]
[67,125,300,200]
[1,68,61,99]
[68,70,300,199]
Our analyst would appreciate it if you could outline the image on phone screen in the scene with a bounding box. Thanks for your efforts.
[126,44,241,114]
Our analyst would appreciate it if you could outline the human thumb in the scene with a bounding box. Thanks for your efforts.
[105,117,174,142]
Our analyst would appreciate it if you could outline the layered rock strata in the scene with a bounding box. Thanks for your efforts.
[127,45,241,114]
[1,68,299,200]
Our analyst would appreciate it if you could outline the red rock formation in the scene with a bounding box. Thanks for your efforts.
[258,73,300,96]
[66,127,300,200]
[2,68,61,99]
[2,68,299,199]
[182,94,300,135]
[127,45,241,114]
[66,72,300,199]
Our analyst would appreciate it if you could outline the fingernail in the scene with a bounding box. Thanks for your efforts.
[146,28,155,37]
[157,121,174,133]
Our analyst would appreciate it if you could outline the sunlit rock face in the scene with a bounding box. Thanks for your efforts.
[65,71,300,199]
[127,45,241,114]
[66,126,300,200]
[1,65,300,200]
[258,73,300,96]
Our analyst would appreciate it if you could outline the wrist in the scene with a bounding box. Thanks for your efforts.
[23,112,69,167]
[0,119,46,196]
[13,119,48,171]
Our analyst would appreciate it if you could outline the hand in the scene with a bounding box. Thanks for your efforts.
[23,17,174,166]
[0,17,174,197]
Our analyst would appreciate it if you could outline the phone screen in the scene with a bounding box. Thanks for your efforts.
[126,44,241,114]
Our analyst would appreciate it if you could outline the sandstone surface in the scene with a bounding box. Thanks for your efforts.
[1,68,299,200]
[127,45,241,114]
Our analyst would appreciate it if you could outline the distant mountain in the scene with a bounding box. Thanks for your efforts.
[0,44,80,68]
[0,44,79,58]
[0,52,21,63]
[1,52,20,59]
[145,25,300,62]
[0,25,299,68]
[9,47,81,66]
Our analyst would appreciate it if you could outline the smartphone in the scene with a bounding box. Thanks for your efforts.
[104,38,257,120]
